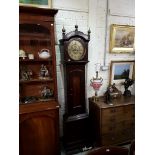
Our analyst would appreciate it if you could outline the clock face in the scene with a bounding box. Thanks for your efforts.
[67,40,85,60]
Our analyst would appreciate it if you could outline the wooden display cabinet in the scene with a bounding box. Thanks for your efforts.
[19,6,59,155]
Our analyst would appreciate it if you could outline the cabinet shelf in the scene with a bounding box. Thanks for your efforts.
[19,59,52,63]
[20,33,50,39]
[19,35,51,42]
[20,98,55,105]
[20,78,53,84]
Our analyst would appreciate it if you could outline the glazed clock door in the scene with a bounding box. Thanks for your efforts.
[66,65,86,115]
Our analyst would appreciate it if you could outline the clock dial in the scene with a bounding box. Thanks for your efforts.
[67,40,85,60]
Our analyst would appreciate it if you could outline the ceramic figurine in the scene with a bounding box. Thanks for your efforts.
[19,49,27,59]
[20,66,33,80]
[41,86,53,99]
[39,64,49,79]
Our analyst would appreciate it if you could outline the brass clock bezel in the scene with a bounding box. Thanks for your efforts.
[67,39,86,61]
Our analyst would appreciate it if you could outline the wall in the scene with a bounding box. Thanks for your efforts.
[52,0,135,136]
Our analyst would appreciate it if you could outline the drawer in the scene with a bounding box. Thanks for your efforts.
[123,104,134,112]
[101,133,117,145]
[101,120,135,134]
[101,105,134,116]
[101,106,124,117]
[118,128,135,142]
[101,107,135,125]
[123,105,135,117]
[101,128,135,145]
[101,115,134,125]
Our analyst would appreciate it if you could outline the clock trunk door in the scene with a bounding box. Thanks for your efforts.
[66,65,86,115]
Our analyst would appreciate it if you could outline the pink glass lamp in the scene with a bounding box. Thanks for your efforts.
[90,70,103,101]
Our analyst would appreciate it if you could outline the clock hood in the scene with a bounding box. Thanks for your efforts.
[59,25,91,43]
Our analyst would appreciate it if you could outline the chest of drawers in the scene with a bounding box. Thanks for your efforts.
[89,96,135,146]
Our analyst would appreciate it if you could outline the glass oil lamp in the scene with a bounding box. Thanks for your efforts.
[90,71,103,101]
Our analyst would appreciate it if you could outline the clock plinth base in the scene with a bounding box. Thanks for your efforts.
[63,113,93,154]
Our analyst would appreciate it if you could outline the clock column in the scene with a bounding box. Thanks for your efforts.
[59,25,93,153]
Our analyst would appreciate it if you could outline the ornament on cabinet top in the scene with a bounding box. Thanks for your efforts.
[41,86,53,99]
[38,49,51,59]
[104,83,122,104]
[90,71,103,102]
[19,49,27,59]
[123,78,134,97]
[22,96,38,104]
[39,64,50,79]
[28,53,34,60]
[20,66,33,80]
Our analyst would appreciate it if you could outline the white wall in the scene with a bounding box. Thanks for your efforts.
[52,0,135,136]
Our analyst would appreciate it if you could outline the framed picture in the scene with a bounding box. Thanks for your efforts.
[19,0,52,8]
[110,61,135,85]
[109,24,135,53]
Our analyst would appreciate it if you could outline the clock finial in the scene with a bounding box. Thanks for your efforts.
[75,24,78,31]
[88,28,91,40]
[62,25,66,38]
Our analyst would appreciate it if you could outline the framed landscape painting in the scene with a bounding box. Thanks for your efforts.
[19,0,51,8]
[110,61,134,85]
[109,24,135,53]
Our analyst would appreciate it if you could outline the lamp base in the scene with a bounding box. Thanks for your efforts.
[91,96,99,102]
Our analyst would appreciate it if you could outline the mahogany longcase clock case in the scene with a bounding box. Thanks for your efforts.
[59,25,93,152]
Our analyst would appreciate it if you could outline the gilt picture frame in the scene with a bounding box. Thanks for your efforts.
[110,61,135,85]
[19,0,52,8]
[109,24,135,53]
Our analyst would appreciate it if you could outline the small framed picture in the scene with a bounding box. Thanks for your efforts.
[109,24,135,53]
[19,0,52,8]
[110,61,135,85]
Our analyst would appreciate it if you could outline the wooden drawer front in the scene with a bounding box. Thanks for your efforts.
[101,106,134,125]
[101,107,124,124]
[101,105,134,117]
[101,107,124,117]
[101,128,135,145]
[101,120,135,134]
[123,105,135,117]
[101,115,134,125]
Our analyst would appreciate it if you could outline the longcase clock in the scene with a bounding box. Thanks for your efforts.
[59,25,92,152]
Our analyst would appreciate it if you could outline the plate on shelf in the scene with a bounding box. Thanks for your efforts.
[38,49,51,59]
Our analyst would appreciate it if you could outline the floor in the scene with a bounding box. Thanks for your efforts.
[61,151,88,155]
[61,144,130,155]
